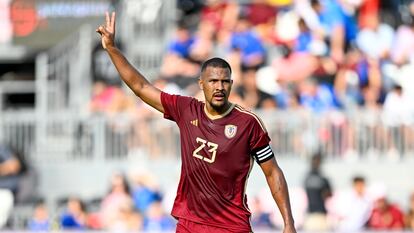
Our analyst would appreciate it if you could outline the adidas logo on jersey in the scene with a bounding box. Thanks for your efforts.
[190,119,198,126]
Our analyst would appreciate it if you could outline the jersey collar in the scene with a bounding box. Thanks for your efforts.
[203,103,235,120]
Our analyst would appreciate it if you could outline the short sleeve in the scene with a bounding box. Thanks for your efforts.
[249,116,271,149]
[249,116,274,163]
[161,92,193,122]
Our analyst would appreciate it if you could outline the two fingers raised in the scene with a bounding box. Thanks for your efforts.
[96,11,116,35]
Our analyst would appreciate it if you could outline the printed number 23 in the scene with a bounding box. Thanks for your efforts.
[192,137,218,163]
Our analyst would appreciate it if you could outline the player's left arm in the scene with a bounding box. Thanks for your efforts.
[259,157,297,233]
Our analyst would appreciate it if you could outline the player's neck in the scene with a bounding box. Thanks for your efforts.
[204,102,234,119]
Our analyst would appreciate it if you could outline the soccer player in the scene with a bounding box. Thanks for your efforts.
[96,12,297,233]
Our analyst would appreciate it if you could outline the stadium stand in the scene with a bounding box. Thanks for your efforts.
[1,0,414,232]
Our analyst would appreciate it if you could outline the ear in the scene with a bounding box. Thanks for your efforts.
[198,78,203,90]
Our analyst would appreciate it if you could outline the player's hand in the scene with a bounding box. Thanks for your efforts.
[96,11,116,50]
[282,224,297,233]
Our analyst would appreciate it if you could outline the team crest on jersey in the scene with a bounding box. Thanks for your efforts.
[224,124,237,139]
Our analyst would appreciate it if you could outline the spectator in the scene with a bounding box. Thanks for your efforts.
[356,14,394,60]
[236,69,277,109]
[299,78,337,113]
[159,53,201,91]
[249,196,274,229]
[189,21,216,63]
[382,85,414,158]
[247,1,278,47]
[272,42,317,83]
[330,176,373,232]
[309,40,338,86]
[110,198,142,232]
[358,86,386,158]
[294,18,316,53]
[89,81,131,116]
[244,0,277,27]
[27,200,50,231]
[379,0,402,28]
[405,192,414,230]
[384,2,414,99]
[310,0,346,62]
[177,0,204,30]
[334,47,364,109]
[143,201,175,231]
[167,23,195,59]
[303,152,332,231]
[368,192,404,230]
[160,23,202,91]
[390,4,414,66]
[200,0,239,34]
[0,144,23,196]
[60,197,87,230]
[0,143,25,228]
[230,13,267,70]
[130,172,162,213]
[337,0,361,45]
[99,172,133,230]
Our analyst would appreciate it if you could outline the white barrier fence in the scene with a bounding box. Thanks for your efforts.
[1,109,414,164]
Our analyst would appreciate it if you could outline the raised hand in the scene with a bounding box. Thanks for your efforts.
[96,11,116,49]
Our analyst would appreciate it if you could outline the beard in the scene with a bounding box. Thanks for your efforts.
[209,99,229,113]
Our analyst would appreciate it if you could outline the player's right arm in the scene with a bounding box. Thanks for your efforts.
[96,12,164,113]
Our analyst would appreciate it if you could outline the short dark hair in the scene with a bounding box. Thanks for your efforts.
[393,84,403,91]
[311,0,320,6]
[353,176,365,184]
[201,57,232,75]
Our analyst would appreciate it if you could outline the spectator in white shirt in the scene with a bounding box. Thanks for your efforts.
[328,176,373,232]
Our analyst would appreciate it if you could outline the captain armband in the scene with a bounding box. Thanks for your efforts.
[251,144,274,164]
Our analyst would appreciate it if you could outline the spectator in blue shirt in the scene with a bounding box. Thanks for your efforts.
[143,201,175,231]
[167,23,195,59]
[60,197,87,230]
[230,14,266,70]
[300,78,337,113]
[27,200,50,231]
[311,0,346,62]
[295,18,314,53]
[131,173,162,213]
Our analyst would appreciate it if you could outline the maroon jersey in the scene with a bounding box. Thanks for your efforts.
[161,92,274,232]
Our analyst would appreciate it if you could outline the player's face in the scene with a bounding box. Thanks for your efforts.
[199,66,233,113]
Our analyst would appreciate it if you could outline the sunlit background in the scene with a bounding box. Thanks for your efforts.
[0,0,414,232]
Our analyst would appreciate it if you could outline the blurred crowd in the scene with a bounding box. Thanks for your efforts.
[166,0,414,114]
[2,142,414,232]
[3,0,414,231]
[93,0,414,114]
[87,0,414,159]
[54,0,414,230]
[0,146,178,232]
[16,170,414,232]
[23,171,176,232]
[251,152,414,232]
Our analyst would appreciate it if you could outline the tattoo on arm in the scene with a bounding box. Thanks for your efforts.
[263,160,294,226]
